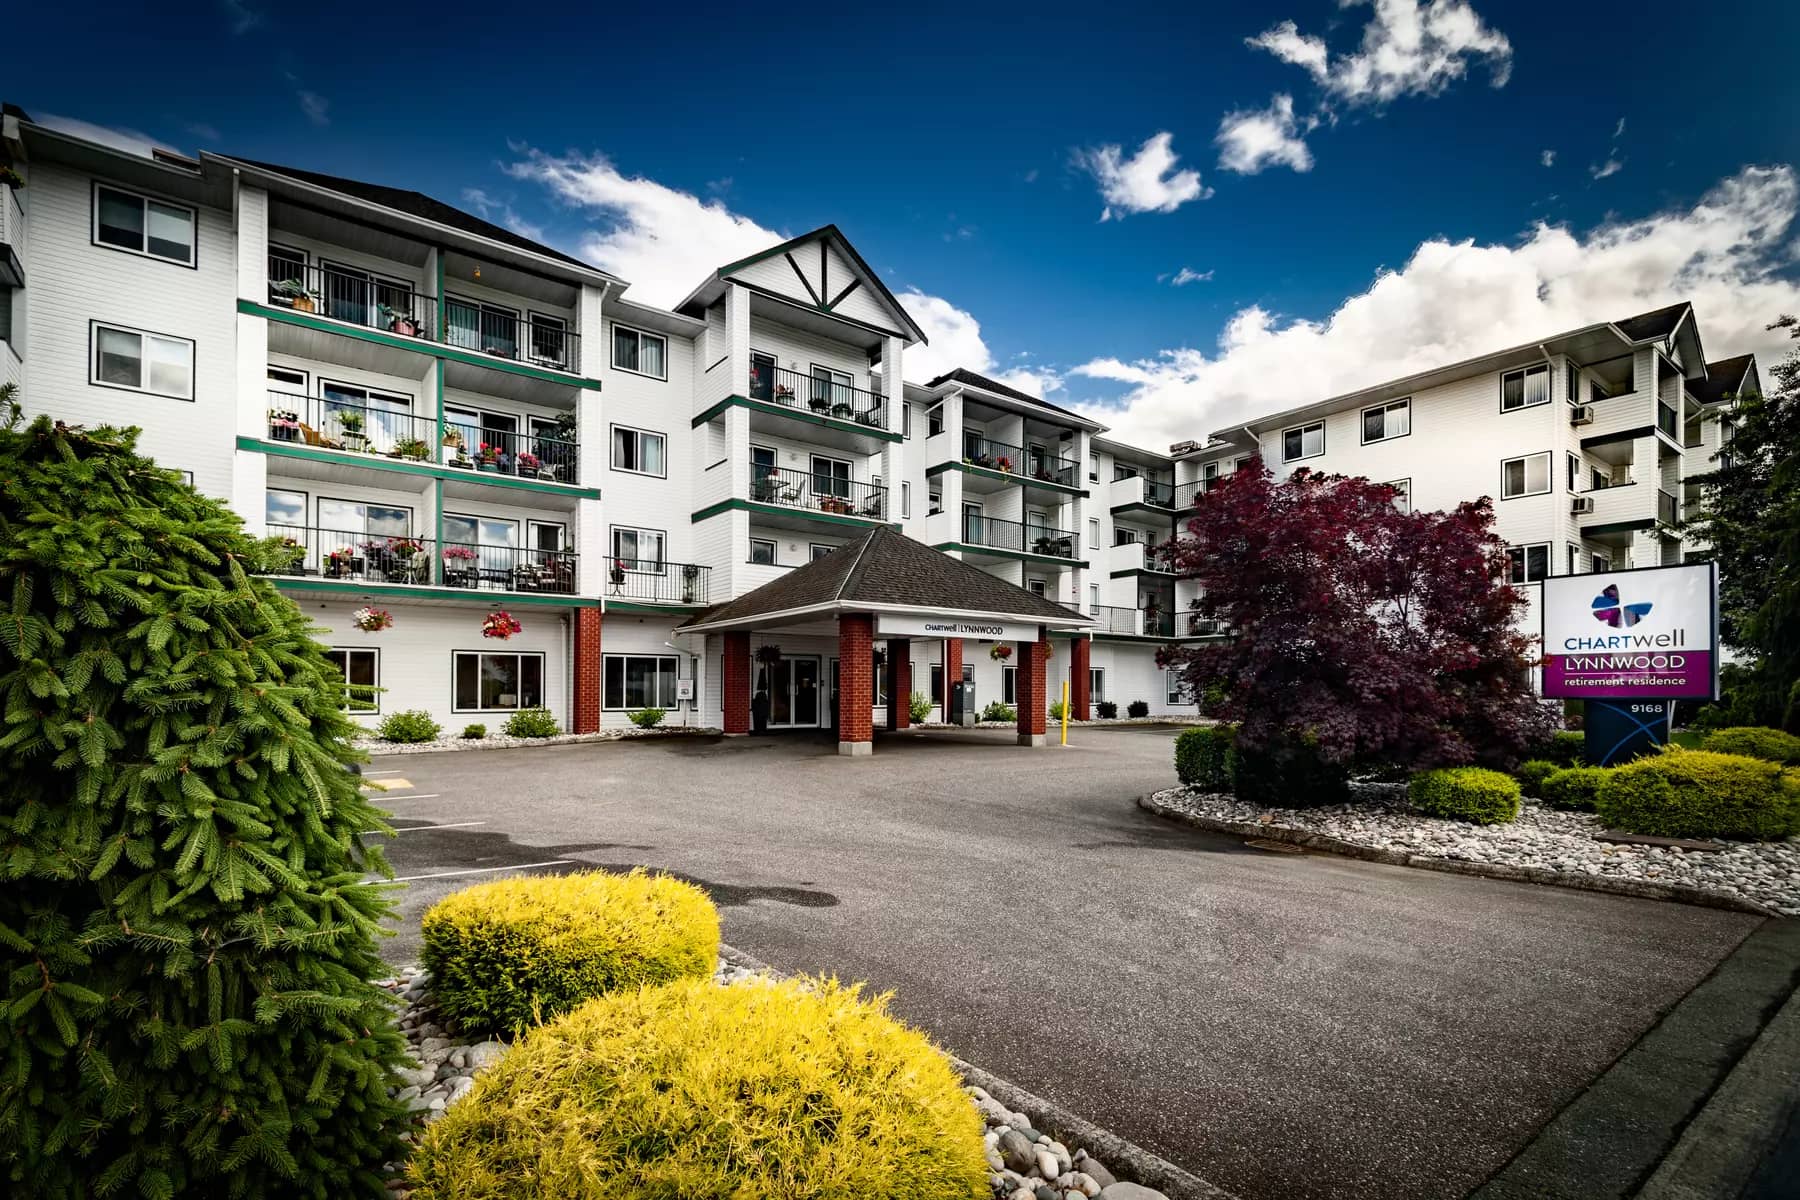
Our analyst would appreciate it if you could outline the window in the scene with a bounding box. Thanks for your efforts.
[528,313,568,367]
[1567,543,1581,575]
[903,403,911,438]
[1566,362,1580,406]
[928,490,942,516]
[809,455,851,499]
[1114,527,1138,547]
[1501,452,1551,499]
[1001,665,1017,705]
[901,481,911,518]
[1592,553,1611,575]
[929,663,944,704]
[529,521,567,554]
[91,323,193,399]
[1282,421,1324,462]
[1385,479,1412,513]
[611,324,667,379]
[455,651,545,712]
[810,365,853,411]
[267,364,307,392]
[1089,583,1100,611]
[927,404,944,437]
[1027,578,1046,597]
[611,526,665,572]
[325,648,379,712]
[749,538,776,565]
[810,543,836,562]
[265,488,307,531]
[602,654,678,711]
[1088,518,1100,549]
[329,262,417,330]
[1506,544,1550,584]
[1088,455,1099,483]
[1089,668,1106,701]
[611,425,666,476]
[1114,463,1140,482]
[1501,363,1550,412]
[1167,669,1191,705]
[1567,452,1580,491]
[871,651,888,706]
[93,184,195,265]
[1361,399,1410,444]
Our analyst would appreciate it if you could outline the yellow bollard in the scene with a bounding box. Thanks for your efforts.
[1060,680,1069,746]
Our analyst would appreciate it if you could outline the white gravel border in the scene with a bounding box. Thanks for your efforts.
[356,726,720,756]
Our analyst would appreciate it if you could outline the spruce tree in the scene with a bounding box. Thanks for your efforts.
[0,391,408,1197]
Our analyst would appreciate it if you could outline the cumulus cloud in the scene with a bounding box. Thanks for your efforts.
[1074,131,1211,220]
[1216,94,1315,174]
[1541,149,1556,167]
[1250,0,1513,107]
[1161,267,1215,286]
[1069,166,1800,453]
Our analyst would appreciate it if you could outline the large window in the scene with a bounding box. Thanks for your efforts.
[325,648,379,712]
[1506,544,1550,584]
[810,454,852,499]
[91,323,193,399]
[454,651,544,712]
[611,324,667,379]
[1501,363,1550,412]
[93,184,195,265]
[1282,421,1324,462]
[318,499,412,537]
[1501,452,1551,499]
[1361,399,1410,444]
[602,654,678,711]
[749,538,776,565]
[265,488,307,530]
[611,526,665,571]
[611,425,666,476]
[1001,664,1017,705]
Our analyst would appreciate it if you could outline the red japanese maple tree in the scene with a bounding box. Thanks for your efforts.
[1160,460,1554,775]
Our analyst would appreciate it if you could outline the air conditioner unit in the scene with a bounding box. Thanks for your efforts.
[1570,495,1594,514]
[1169,439,1201,456]
[1569,404,1595,426]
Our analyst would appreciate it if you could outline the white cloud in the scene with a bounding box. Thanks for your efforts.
[35,113,174,159]
[461,188,544,242]
[1069,166,1800,454]
[1161,267,1215,286]
[297,91,330,126]
[1614,117,1627,139]
[1591,156,1624,180]
[1250,0,1513,106]
[1541,149,1556,167]
[1074,131,1212,220]
[1216,94,1315,174]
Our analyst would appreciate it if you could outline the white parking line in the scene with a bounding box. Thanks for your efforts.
[363,821,488,835]
[385,860,572,884]
[364,770,406,777]
[378,794,440,802]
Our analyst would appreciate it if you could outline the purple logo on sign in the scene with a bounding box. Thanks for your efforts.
[1591,584,1653,629]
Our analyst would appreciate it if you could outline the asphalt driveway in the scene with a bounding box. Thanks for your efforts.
[365,727,1758,1200]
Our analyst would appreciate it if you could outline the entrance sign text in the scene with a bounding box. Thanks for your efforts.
[1539,563,1718,701]
[876,616,1042,643]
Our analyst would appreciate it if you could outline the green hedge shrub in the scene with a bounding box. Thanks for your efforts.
[503,707,560,738]
[1126,699,1150,718]
[981,701,1016,723]
[1515,759,1560,798]
[408,977,988,1199]
[1175,725,1236,792]
[1595,749,1800,841]
[462,723,487,740]
[1409,767,1521,825]
[1700,726,1800,765]
[421,870,718,1036]
[1096,700,1118,719]
[1049,699,1068,722]
[627,707,665,729]
[379,708,442,742]
[1531,729,1586,767]
[909,691,933,723]
[1540,766,1611,811]
[1233,733,1349,808]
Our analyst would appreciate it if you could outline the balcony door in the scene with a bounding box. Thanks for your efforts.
[809,365,852,411]
[445,297,519,359]
[810,455,851,500]
[322,380,411,453]
[443,513,518,589]
[322,260,411,330]
[767,656,822,728]
[749,351,777,402]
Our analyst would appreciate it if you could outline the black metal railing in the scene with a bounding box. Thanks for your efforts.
[962,434,1027,475]
[441,422,579,483]
[1173,477,1229,509]
[1140,477,1175,507]
[1657,401,1679,440]
[605,558,712,605]
[961,513,1076,558]
[444,299,579,372]
[750,464,887,520]
[1090,605,1175,636]
[750,364,886,428]
[1658,489,1679,526]
[264,525,578,595]
[267,260,438,342]
[265,390,439,459]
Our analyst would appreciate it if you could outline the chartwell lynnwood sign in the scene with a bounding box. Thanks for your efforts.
[1540,562,1718,701]
[875,616,1043,643]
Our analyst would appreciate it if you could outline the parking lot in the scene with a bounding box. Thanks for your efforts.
[363,727,1759,1200]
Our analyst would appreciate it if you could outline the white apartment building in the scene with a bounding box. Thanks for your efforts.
[0,107,1757,737]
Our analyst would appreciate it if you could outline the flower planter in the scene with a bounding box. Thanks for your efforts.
[391,317,420,337]
[292,296,316,313]
[477,461,498,473]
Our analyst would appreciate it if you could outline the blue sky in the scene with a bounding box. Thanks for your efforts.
[14,0,1800,445]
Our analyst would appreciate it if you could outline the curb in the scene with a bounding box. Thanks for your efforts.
[1137,793,1775,918]
[716,944,1236,1200]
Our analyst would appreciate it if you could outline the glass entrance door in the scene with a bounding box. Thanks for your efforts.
[767,656,823,728]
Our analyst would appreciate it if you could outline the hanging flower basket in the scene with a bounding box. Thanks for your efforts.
[350,606,393,633]
[989,644,1013,662]
[755,644,783,665]
[482,611,523,640]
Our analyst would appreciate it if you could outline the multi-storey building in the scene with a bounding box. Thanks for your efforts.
[0,108,1758,739]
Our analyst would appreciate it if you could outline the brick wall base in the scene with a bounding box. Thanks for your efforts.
[838,615,874,751]
[1016,633,1049,745]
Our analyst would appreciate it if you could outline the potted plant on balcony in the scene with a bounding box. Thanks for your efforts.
[516,451,544,478]
[393,436,429,461]
[268,408,301,442]
[994,455,1014,474]
[681,562,701,604]
[387,536,425,557]
[378,303,421,338]
[323,546,358,579]
[808,391,831,414]
[830,401,853,420]
[609,558,627,589]
[335,408,368,450]
[271,535,305,575]
[271,278,318,312]
[442,544,477,586]
[774,382,795,403]
[475,443,501,472]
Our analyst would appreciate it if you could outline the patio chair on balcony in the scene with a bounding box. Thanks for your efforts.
[298,423,345,451]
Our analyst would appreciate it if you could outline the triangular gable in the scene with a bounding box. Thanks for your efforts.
[717,226,927,345]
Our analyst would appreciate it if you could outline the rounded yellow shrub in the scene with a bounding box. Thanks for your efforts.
[420,869,718,1035]
[408,977,989,1200]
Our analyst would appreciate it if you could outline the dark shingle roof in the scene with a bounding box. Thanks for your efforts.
[1614,302,1691,342]
[227,157,598,273]
[1688,354,1757,405]
[680,526,1082,629]
[925,367,1091,421]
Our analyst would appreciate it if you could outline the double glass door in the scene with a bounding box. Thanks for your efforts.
[766,656,822,728]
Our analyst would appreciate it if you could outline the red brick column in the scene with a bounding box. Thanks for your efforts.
[572,607,602,733]
[723,631,751,736]
[890,639,912,731]
[837,615,874,755]
[1070,636,1091,722]
[1016,629,1049,746]
[943,638,963,690]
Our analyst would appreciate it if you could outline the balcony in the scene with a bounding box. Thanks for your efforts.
[264,525,579,596]
[1657,488,1680,528]
[1110,473,1176,518]
[1172,477,1229,510]
[0,182,23,287]
[749,464,887,527]
[606,558,712,607]
[263,390,581,485]
[265,258,581,374]
[1107,539,1174,577]
[961,513,1077,560]
[1091,605,1175,638]
[934,434,1082,498]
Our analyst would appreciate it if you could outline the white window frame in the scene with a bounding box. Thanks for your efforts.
[902,403,911,439]
[602,653,680,711]
[1385,478,1412,513]
[610,322,668,380]
[453,650,546,713]
[611,424,667,477]
[610,526,666,573]
[1088,517,1100,549]
[749,537,777,565]
[1360,398,1410,444]
[325,647,380,713]
[1281,420,1325,463]
[1501,362,1551,412]
[1506,543,1551,584]
[90,321,194,400]
[1167,668,1191,705]
[809,543,837,562]
[926,404,944,437]
[1501,452,1552,500]
[1001,664,1018,705]
[1089,667,1106,702]
[92,182,196,266]
[1089,583,1100,611]
[901,480,911,518]
[1026,577,1047,597]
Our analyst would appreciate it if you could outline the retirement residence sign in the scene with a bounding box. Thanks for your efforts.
[1540,562,1719,701]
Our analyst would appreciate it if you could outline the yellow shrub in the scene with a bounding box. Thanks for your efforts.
[408,977,989,1200]
[420,870,718,1035]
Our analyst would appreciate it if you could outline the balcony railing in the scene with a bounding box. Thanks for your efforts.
[442,422,579,483]
[962,435,1080,487]
[1091,605,1174,637]
[1173,477,1228,509]
[750,464,887,520]
[750,364,885,429]
[961,513,1077,559]
[1,183,24,275]
[1657,401,1680,440]
[265,389,439,460]
[1658,489,1680,527]
[265,257,581,372]
[265,525,578,595]
[606,558,712,606]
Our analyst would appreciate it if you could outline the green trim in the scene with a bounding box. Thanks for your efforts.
[926,460,1086,496]
[1581,518,1656,536]
[271,578,598,607]
[605,600,708,616]
[692,497,890,531]
[238,437,602,499]
[434,251,446,341]
[240,299,603,390]
[433,477,444,574]
[691,394,902,442]
[932,542,1088,569]
[1110,567,1178,580]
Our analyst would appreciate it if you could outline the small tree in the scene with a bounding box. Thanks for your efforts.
[0,396,407,1197]
[1159,460,1553,775]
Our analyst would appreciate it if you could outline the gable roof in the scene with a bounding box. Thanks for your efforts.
[1614,302,1691,343]
[678,525,1086,632]
[1688,354,1758,405]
